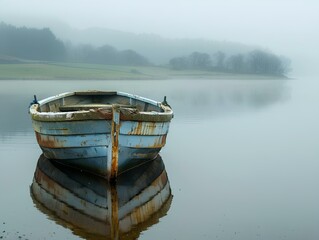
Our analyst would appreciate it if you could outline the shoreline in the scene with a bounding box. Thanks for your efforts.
[0,63,287,80]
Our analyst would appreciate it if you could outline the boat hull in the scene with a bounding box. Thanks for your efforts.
[32,119,169,176]
[29,91,173,179]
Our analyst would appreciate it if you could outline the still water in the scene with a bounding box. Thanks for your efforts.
[1,78,319,239]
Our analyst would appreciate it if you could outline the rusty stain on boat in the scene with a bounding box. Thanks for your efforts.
[128,122,157,135]
[156,134,167,147]
[35,132,66,148]
[109,106,120,180]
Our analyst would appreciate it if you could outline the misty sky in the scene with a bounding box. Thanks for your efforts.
[0,0,318,73]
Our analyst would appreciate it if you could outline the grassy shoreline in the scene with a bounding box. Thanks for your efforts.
[0,62,285,80]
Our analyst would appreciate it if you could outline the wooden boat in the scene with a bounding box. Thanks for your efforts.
[29,91,173,179]
[30,154,172,240]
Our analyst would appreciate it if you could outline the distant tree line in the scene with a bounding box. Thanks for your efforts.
[0,23,149,66]
[65,43,149,65]
[169,50,291,76]
[0,22,291,74]
[0,22,66,61]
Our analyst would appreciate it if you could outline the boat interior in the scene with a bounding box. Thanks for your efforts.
[38,91,164,113]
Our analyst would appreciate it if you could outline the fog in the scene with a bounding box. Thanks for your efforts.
[0,0,318,75]
[1,2,319,239]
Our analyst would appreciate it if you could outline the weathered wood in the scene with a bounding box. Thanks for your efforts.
[29,90,173,179]
[59,104,136,112]
[75,91,117,96]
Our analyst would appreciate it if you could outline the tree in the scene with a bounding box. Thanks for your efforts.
[226,54,245,73]
[169,57,189,70]
[213,51,226,71]
[65,43,149,66]
[168,52,211,70]
[0,22,66,61]
[247,50,287,76]
[188,52,211,69]
[118,49,149,66]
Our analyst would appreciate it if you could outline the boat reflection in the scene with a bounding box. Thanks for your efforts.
[30,154,172,240]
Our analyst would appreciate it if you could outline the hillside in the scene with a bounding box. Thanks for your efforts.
[51,25,256,65]
[0,22,290,78]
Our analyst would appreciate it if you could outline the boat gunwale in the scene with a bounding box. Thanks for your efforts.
[29,91,173,122]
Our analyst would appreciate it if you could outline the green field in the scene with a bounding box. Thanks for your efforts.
[0,62,281,80]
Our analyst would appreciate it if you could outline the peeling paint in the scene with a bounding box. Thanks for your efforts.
[29,91,173,179]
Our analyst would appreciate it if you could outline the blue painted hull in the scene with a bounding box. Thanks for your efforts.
[40,146,161,175]
[29,91,173,178]
[33,119,169,177]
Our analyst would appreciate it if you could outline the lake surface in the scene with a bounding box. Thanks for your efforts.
[1,78,319,239]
